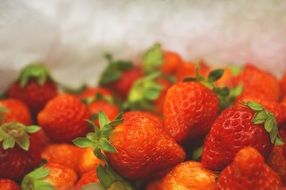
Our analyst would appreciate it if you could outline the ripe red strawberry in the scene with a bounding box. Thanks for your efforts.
[0,99,32,125]
[76,169,99,188]
[202,102,282,171]
[216,65,242,87]
[77,87,113,100]
[282,96,286,106]
[232,64,280,101]
[217,146,281,190]
[161,51,183,74]
[154,78,172,113]
[21,163,77,190]
[176,60,210,82]
[7,64,58,114]
[0,179,20,190]
[158,161,217,190]
[89,101,119,123]
[267,145,286,185]
[0,123,41,180]
[78,148,103,175]
[280,73,286,98]
[38,94,91,142]
[74,111,185,180]
[41,144,84,173]
[163,81,219,143]
[99,54,143,98]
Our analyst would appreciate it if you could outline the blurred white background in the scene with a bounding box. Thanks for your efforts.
[0,0,286,91]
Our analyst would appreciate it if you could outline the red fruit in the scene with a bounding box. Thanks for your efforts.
[202,104,276,171]
[89,101,119,123]
[0,99,32,125]
[0,123,42,180]
[163,82,219,143]
[217,147,281,190]
[38,94,90,142]
[78,148,103,175]
[161,51,183,74]
[41,144,84,173]
[176,61,210,82]
[0,179,20,190]
[282,96,286,106]
[267,146,286,185]
[232,64,280,101]
[21,163,77,190]
[77,87,112,99]
[158,161,217,190]
[280,73,286,97]
[155,78,172,114]
[7,64,57,114]
[76,169,99,188]
[106,111,185,180]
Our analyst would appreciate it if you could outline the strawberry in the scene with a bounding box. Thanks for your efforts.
[76,169,99,188]
[176,60,210,82]
[280,73,286,98]
[158,161,217,190]
[99,54,143,98]
[38,94,91,142]
[0,122,41,180]
[21,163,77,190]
[267,145,286,185]
[215,65,242,87]
[0,179,20,190]
[41,144,84,174]
[282,96,286,106]
[77,87,113,100]
[0,99,32,125]
[7,64,58,114]
[154,78,172,113]
[78,148,103,175]
[163,81,219,143]
[202,102,283,171]
[74,111,185,180]
[142,43,183,75]
[232,64,280,101]
[217,146,281,190]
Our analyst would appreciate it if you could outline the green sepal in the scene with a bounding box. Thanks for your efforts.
[59,84,87,95]
[229,65,243,76]
[246,101,284,145]
[0,122,41,151]
[99,54,133,85]
[82,93,114,105]
[82,183,104,190]
[143,43,164,74]
[18,63,53,87]
[21,166,54,190]
[127,72,163,111]
[73,112,123,163]
[191,146,203,161]
[208,69,224,82]
[97,165,134,190]
[0,106,8,123]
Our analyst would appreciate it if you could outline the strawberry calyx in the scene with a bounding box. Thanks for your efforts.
[99,54,133,85]
[21,165,54,190]
[229,65,243,76]
[126,72,163,111]
[184,68,243,109]
[0,105,8,124]
[73,112,134,189]
[143,43,164,74]
[191,146,203,161]
[19,63,53,87]
[246,101,284,145]
[82,92,114,105]
[0,122,40,151]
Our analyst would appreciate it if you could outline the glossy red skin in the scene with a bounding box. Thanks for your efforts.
[0,179,20,190]
[8,80,57,114]
[161,51,183,75]
[176,61,210,82]
[217,147,281,190]
[106,111,185,180]
[267,146,286,185]
[0,134,41,180]
[155,78,172,114]
[76,169,99,188]
[77,87,113,99]
[89,101,119,122]
[38,94,90,142]
[110,66,143,98]
[202,106,273,171]
[232,64,280,101]
[163,82,219,143]
[280,73,286,98]
[0,99,32,125]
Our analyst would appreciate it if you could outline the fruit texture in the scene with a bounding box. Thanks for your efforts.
[0,179,20,190]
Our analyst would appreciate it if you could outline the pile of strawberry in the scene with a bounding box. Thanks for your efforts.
[1,43,286,190]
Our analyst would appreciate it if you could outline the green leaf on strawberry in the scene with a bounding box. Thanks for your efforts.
[0,122,40,151]
[82,92,114,105]
[247,101,284,145]
[21,166,54,190]
[126,72,163,111]
[82,183,105,190]
[143,43,164,74]
[99,54,133,85]
[19,63,53,87]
